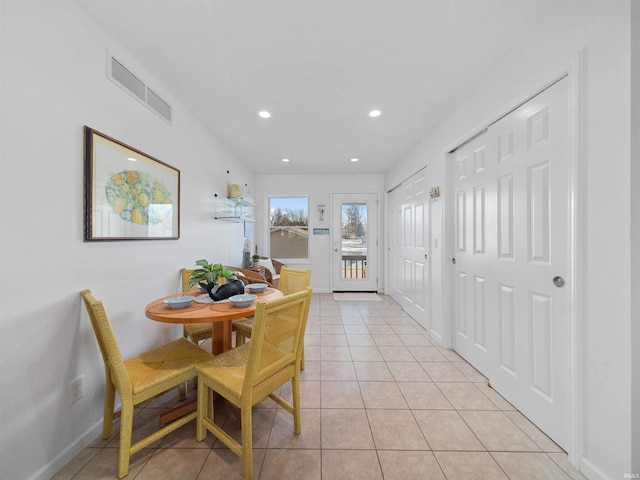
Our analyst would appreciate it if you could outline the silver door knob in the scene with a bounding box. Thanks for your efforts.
[553,276,565,288]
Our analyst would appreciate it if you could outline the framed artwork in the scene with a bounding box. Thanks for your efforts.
[84,126,180,241]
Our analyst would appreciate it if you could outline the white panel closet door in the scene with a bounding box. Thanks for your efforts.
[453,77,570,448]
[389,169,430,330]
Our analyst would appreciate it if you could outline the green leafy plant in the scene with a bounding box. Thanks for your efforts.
[252,254,261,260]
[188,259,237,289]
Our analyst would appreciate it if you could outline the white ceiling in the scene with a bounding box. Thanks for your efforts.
[74,0,561,175]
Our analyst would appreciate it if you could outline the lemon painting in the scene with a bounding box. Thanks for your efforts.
[105,170,173,225]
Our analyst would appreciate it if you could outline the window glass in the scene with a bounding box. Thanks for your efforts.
[268,197,309,259]
[340,202,368,279]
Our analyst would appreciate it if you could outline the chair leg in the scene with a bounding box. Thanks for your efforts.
[292,373,302,434]
[235,331,246,347]
[241,404,253,480]
[300,347,305,371]
[178,381,187,399]
[196,377,208,442]
[117,400,134,479]
[102,380,116,439]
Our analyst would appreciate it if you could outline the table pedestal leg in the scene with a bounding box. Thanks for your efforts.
[211,320,232,354]
[160,320,233,425]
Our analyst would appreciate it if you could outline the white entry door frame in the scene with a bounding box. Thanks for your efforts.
[332,193,380,292]
[442,61,584,468]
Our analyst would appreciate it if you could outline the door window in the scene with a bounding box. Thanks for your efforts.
[332,193,378,292]
[340,202,368,279]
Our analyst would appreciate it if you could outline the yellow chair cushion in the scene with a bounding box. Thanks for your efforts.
[125,337,211,394]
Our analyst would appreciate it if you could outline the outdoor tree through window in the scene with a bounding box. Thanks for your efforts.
[268,197,309,259]
[342,204,366,238]
[340,202,368,279]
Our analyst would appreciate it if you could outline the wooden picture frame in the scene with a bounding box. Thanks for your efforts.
[84,126,180,241]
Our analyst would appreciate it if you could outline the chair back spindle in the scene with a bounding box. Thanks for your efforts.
[81,290,131,393]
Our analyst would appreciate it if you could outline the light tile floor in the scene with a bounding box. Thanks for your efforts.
[53,293,585,479]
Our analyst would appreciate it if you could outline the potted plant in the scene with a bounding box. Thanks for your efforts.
[188,259,245,301]
[251,254,261,268]
[188,259,237,290]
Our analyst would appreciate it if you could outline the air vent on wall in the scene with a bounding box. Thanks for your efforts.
[107,53,172,124]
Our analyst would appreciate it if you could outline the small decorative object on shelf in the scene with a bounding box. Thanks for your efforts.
[228,183,243,198]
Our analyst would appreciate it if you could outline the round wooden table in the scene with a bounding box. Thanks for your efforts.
[145,286,283,423]
[145,286,283,355]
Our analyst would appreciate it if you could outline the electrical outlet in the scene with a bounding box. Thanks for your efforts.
[69,376,84,405]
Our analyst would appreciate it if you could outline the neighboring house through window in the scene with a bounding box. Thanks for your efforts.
[268,196,309,259]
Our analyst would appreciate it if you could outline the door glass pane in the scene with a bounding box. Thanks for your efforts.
[341,202,367,279]
[269,197,309,259]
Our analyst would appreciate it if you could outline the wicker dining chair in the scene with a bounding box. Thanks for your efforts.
[81,289,212,478]
[233,266,311,347]
[180,268,213,345]
[196,288,312,480]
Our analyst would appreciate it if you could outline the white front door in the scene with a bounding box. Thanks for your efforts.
[388,169,430,329]
[453,77,571,449]
[332,193,379,292]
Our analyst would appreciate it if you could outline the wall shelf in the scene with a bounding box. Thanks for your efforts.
[214,194,256,223]
[215,216,256,223]
[229,197,256,208]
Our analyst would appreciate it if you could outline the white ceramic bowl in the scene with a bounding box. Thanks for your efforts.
[165,295,195,309]
[246,283,268,293]
[229,293,257,308]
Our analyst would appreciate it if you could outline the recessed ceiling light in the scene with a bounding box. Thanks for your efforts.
[350,158,359,162]
[369,109,382,118]
[258,110,271,118]
[281,158,290,163]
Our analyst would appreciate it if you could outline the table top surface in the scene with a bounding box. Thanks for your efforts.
[145,286,283,324]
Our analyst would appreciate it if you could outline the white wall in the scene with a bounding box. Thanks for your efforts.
[630,1,640,474]
[386,2,634,479]
[255,174,385,293]
[0,2,255,479]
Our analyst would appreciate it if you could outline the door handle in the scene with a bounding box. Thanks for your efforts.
[553,276,565,288]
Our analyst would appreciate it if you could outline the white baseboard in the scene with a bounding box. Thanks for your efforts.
[27,419,103,480]
[580,457,612,480]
